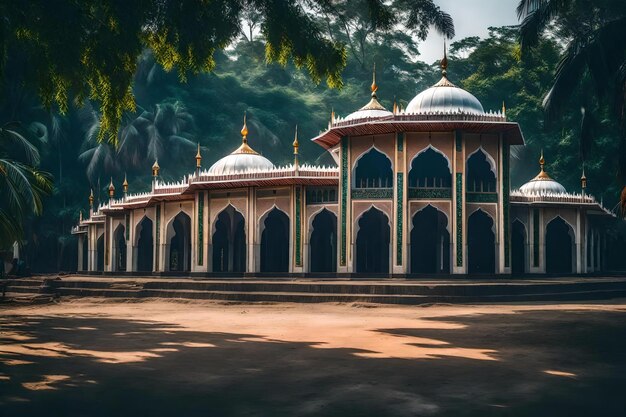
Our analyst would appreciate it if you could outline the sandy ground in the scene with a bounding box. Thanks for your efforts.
[1,299,626,417]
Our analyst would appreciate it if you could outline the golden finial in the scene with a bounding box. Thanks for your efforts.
[292,125,299,155]
[195,143,202,168]
[392,96,398,115]
[108,177,115,198]
[539,150,545,169]
[441,39,448,77]
[581,164,587,189]
[371,63,378,98]
[79,210,83,222]
[123,173,128,194]
[152,159,160,177]
[534,150,551,180]
[502,101,506,116]
[89,188,94,207]
[241,112,248,143]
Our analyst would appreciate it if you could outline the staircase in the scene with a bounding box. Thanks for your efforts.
[4,276,626,305]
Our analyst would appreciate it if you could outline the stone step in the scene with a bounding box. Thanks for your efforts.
[45,286,626,305]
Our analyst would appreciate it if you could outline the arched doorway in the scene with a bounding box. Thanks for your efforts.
[135,217,154,272]
[410,206,450,274]
[511,220,526,274]
[353,148,393,189]
[212,206,246,273]
[96,233,104,272]
[260,208,289,272]
[468,210,495,274]
[467,149,496,193]
[309,209,337,273]
[409,148,451,188]
[167,212,192,272]
[113,225,127,272]
[546,217,574,274]
[356,207,390,274]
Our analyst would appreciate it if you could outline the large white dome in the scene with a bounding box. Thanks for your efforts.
[406,76,485,115]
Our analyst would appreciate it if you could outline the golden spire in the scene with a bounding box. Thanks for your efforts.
[232,112,259,155]
[581,164,587,189]
[123,173,128,194]
[502,101,506,116]
[292,125,299,155]
[152,159,160,177]
[371,62,378,98]
[534,150,551,180]
[195,143,202,168]
[331,107,335,125]
[108,177,115,198]
[89,188,94,207]
[79,210,83,222]
[393,96,398,115]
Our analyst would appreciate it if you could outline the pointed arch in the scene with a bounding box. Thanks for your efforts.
[113,224,127,272]
[352,147,393,189]
[468,209,496,274]
[467,148,497,193]
[546,216,576,274]
[355,206,391,273]
[409,146,452,189]
[309,208,337,273]
[212,204,246,273]
[410,205,450,274]
[165,211,192,272]
[134,216,154,272]
[260,207,290,273]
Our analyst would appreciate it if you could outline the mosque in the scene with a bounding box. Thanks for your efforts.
[72,52,615,276]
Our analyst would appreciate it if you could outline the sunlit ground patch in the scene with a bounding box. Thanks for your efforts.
[22,375,70,391]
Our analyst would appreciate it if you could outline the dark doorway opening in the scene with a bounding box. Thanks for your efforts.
[356,207,390,273]
[168,212,192,272]
[260,208,289,273]
[409,148,451,188]
[96,234,104,272]
[410,205,450,274]
[212,206,246,273]
[511,220,526,274]
[546,217,574,274]
[82,237,88,272]
[468,210,495,274]
[310,209,337,273]
[113,225,127,272]
[136,217,154,272]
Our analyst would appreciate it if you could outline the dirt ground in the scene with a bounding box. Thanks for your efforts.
[1,298,625,417]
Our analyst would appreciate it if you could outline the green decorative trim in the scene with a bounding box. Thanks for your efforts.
[456,173,463,267]
[455,131,462,152]
[197,192,204,266]
[466,192,498,203]
[351,188,393,199]
[340,137,348,266]
[396,173,403,265]
[295,186,302,267]
[503,143,510,268]
[155,205,161,271]
[533,209,539,267]
[125,214,130,241]
[408,188,452,199]
[397,132,404,152]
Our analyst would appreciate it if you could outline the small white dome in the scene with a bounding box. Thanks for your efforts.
[344,107,392,121]
[519,177,567,195]
[406,76,484,115]
[208,152,274,175]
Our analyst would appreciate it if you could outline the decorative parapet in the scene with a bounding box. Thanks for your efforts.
[511,190,615,216]
[329,109,506,129]
[408,187,452,200]
[191,164,338,184]
[351,188,393,200]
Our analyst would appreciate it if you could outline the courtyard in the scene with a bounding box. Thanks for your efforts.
[1,298,625,416]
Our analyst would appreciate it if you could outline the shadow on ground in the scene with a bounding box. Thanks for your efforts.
[0,306,625,416]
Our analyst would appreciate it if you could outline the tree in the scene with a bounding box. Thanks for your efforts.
[0,0,454,146]
[0,123,52,248]
[517,0,626,210]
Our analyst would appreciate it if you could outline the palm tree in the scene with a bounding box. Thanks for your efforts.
[517,0,626,212]
[0,123,53,248]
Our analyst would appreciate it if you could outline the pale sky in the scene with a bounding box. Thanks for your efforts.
[419,0,520,63]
